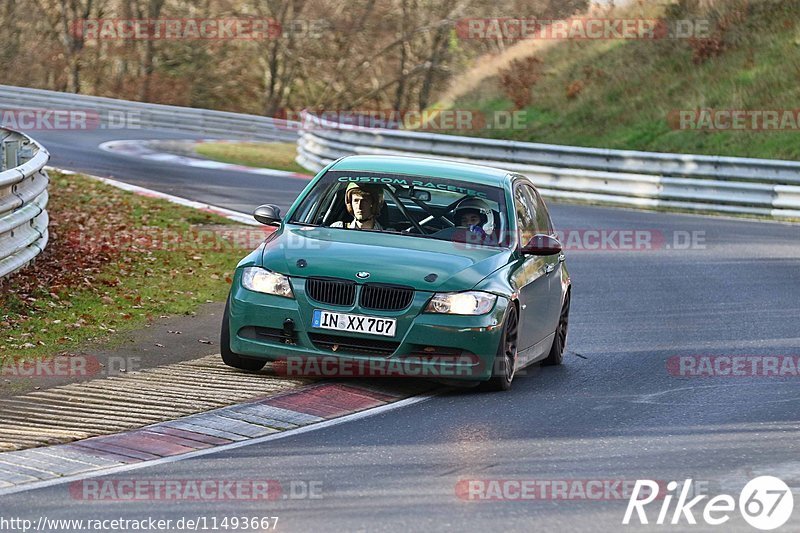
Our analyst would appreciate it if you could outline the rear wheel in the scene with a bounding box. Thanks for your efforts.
[543,290,570,366]
[484,305,519,391]
[221,299,266,372]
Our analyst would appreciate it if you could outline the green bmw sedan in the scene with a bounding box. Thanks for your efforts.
[222,155,570,390]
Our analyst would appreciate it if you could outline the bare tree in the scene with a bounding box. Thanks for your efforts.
[136,0,166,101]
[253,0,308,116]
[9,0,585,114]
[0,0,21,74]
[60,0,95,92]
[29,0,110,93]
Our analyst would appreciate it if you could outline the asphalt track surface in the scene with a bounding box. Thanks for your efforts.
[4,128,799,532]
[33,129,307,213]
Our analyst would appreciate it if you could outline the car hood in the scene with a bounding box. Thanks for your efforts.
[259,225,512,292]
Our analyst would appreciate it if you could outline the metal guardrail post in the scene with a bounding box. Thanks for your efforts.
[2,140,20,170]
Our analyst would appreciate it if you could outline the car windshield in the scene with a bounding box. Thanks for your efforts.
[289,170,510,247]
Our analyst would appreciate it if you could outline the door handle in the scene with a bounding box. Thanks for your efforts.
[558,253,565,263]
[545,263,555,274]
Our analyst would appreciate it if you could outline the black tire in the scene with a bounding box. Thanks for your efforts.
[543,290,570,366]
[220,298,266,372]
[483,304,519,391]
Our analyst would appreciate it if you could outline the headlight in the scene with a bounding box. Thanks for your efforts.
[425,291,497,315]
[241,267,294,298]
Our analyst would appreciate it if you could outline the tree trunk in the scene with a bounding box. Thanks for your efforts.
[57,0,96,94]
[393,0,410,111]
[139,0,165,102]
[418,23,448,110]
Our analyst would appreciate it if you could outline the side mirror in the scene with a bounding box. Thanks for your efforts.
[254,204,282,227]
[521,234,562,256]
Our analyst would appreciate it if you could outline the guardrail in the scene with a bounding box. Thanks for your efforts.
[297,112,800,219]
[0,85,299,142]
[0,129,50,279]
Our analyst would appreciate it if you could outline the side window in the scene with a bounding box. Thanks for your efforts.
[514,185,537,246]
[293,182,333,224]
[314,183,343,225]
[530,187,553,234]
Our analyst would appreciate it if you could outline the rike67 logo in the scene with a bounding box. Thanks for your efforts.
[623,476,794,530]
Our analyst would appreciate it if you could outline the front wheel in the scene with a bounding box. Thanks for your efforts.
[543,291,570,366]
[221,299,266,372]
[483,305,519,391]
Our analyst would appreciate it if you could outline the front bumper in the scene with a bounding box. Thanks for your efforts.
[227,278,509,382]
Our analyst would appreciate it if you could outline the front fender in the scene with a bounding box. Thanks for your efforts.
[472,261,518,300]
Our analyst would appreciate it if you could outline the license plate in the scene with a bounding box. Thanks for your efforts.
[312,310,397,337]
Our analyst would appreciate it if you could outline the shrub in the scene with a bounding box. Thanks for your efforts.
[498,56,543,109]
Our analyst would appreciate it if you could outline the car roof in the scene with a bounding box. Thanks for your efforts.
[328,155,512,188]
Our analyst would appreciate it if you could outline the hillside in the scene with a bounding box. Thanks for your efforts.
[443,0,800,160]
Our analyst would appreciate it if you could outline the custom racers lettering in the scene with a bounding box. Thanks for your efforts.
[336,175,488,199]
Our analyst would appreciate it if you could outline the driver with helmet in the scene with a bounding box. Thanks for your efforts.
[331,182,385,230]
[453,197,492,238]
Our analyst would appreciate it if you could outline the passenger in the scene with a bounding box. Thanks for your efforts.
[453,197,491,239]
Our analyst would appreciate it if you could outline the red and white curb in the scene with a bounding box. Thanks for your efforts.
[0,381,436,496]
[98,139,311,181]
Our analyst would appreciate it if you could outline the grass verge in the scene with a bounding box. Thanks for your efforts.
[445,0,800,161]
[0,171,264,362]
[194,141,308,174]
